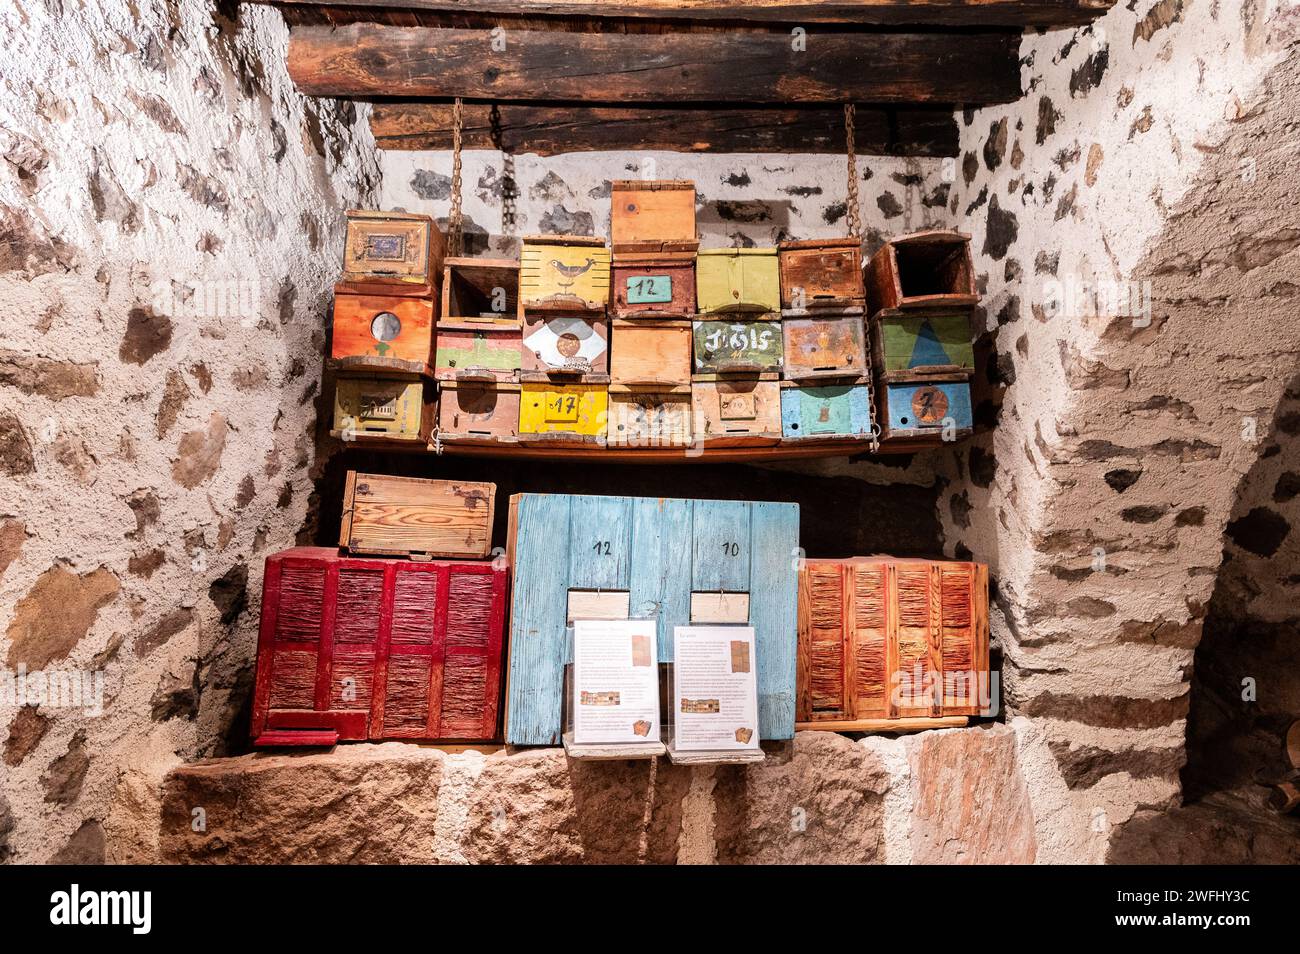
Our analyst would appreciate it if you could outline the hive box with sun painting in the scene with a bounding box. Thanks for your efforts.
[873,308,974,378]
[878,378,973,441]
[503,493,798,745]
[521,313,609,378]
[520,235,611,313]
[796,557,989,730]
[250,547,506,746]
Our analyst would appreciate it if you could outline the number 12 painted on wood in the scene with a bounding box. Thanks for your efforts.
[626,275,672,304]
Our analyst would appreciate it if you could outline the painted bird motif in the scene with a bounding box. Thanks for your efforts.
[549,257,595,289]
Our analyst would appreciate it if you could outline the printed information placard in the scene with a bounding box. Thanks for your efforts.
[572,618,660,744]
[672,625,760,751]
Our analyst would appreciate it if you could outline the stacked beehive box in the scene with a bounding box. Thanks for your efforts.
[250,473,507,746]
[608,181,698,447]
[518,234,612,445]
[865,231,977,440]
[329,211,444,443]
[777,238,874,441]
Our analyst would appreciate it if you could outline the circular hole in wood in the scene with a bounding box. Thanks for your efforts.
[370,312,401,342]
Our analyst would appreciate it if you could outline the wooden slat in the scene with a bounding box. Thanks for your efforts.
[264,0,1115,29]
[370,102,958,156]
[288,23,1022,105]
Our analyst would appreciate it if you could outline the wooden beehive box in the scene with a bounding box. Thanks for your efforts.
[691,375,781,446]
[873,307,974,378]
[437,380,520,444]
[796,557,989,729]
[332,288,438,376]
[341,210,445,293]
[611,251,698,319]
[519,381,608,442]
[607,386,692,448]
[778,238,864,310]
[611,180,696,251]
[520,235,611,312]
[781,311,867,381]
[696,248,781,314]
[251,547,506,746]
[878,377,973,440]
[504,493,798,745]
[780,380,874,441]
[692,317,783,375]
[610,318,692,388]
[340,471,496,559]
[441,256,518,322]
[434,321,521,382]
[865,230,977,316]
[332,374,435,444]
[521,313,609,378]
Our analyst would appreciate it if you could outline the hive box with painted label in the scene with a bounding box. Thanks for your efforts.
[610,180,697,252]
[332,375,434,444]
[781,312,867,380]
[607,387,692,448]
[520,235,611,313]
[692,318,783,375]
[339,471,496,559]
[696,248,780,314]
[332,289,437,376]
[692,376,782,446]
[879,378,973,440]
[521,313,609,377]
[611,254,697,319]
[250,547,505,746]
[518,382,608,442]
[778,238,864,310]
[797,557,989,728]
[342,210,445,292]
[438,380,520,443]
[874,308,974,377]
[780,380,874,440]
[434,321,521,382]
[504,493,799,745]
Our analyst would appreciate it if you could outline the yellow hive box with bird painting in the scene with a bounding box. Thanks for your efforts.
[520,235,611,313]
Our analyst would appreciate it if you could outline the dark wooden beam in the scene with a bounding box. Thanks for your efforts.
[288,23,1022,104]
[369,102,959,156]
[264,0,1115,29]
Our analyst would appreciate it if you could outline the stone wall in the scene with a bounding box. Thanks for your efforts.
[936,0,1300,858]
[0,0,379,864]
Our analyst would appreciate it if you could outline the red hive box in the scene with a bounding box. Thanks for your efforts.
[251,547,508,745]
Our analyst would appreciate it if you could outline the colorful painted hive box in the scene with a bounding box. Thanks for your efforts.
[781,313,867,380]
[880,379,973,439]
[607,388,692,447]
[520,235,611,312]
[874,308,973,376]
[696,248,780,314]
[504,494,799,745]
[521,313,609,376]
[251,547,506,745]
[332,290,437,375]
[692,318,782,375]
[332,375,434,443]
[780,381,873,440]
[797,557,989,724]
[434,321,521,382]
[611,256,697,319]
[518,382,608,439]
[342,210,444,291]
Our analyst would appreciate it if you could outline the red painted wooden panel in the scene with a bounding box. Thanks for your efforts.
[251,547,508,745]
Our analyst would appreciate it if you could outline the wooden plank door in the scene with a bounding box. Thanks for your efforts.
[749,501,799,740]
[628,496,692,662]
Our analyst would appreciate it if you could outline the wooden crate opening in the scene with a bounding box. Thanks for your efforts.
[894,236,973,301]
[442,257,520,321]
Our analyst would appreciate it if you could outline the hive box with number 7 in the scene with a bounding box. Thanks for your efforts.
[504,493,799,745]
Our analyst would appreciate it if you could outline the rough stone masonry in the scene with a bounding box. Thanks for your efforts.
[2,0,1299,864]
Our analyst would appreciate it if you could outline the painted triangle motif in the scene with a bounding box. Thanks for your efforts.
[907,319,950,368]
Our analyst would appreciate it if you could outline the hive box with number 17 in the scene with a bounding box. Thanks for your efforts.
[504,493,798,746]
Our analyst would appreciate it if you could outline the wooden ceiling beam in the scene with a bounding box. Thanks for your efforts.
[369,102,960,156]
[264,0,1115,29]
[287,23,1022,105]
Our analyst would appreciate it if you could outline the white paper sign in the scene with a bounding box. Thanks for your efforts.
[572,618,660,744]
[672,625,759,751]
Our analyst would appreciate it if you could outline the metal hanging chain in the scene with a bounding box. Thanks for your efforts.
[844,103,863,241]
[448,97,465,257]
[489,103,518,235]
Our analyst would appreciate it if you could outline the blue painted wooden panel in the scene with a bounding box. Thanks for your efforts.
[691,500,752,593]
[749,501,800,739]
[505,495,572,746]
[506,493,799,744]
[568,495,632,590]
[780,383,873,439]
[883,380,973,435]
[628,496,693,662]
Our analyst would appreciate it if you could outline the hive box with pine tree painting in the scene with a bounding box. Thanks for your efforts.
[250,547,506,746]
[796,557,989,730]
[873,307,974,378]
[504,493,799,745]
